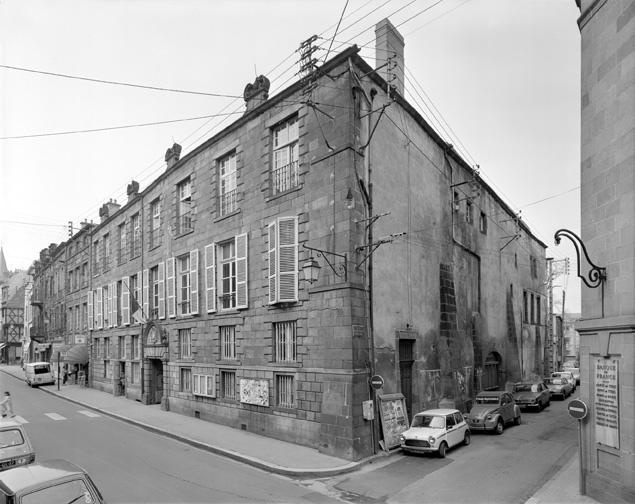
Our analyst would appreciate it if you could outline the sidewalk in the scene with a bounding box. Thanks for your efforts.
[0,365,601,503]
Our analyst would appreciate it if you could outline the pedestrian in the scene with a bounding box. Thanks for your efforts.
[62,367,68,385]
[0,392,15,419]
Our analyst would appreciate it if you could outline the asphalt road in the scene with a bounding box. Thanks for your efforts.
[317,395,579,504]
[0,372,339,504]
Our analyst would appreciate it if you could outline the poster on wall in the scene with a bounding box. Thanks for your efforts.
[240,378,269,406]
[378,393,409,450]
[594,358,619,449]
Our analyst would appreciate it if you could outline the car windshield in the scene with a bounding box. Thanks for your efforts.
[0,429,24,449]
[475,396,500,405]
[514,383,535,392]
[547,378,564,385]
[411,415,445,429]
[20,478,92,504]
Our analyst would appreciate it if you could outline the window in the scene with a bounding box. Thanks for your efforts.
[268,217,298,304]
[104,361,112,379]
[67,307,72,331]
[219,241,236,309]
[151,266,160,319]
[131,362,140,384]
[118,222,127,264]
[465,200,473,224]
[536,296,541,325]
[193,373,215,397]
[104,337,110,358]
[530,256,538,278]
[81,263,88,287]
[132,335,140,359]
[530,293,535,324]
[131,214,141,258]
[274,321,297,362]
[102,285,110,328]
[103,233,111,271]
[75,305,80,330]
[119,336,126,360]
[221,370,236,399]
[150,199,161,248]
[272,116,299,194]
[177,178,192,234]
[220,326,236,360]
[219,152,237,216]
[179,328,192,359]
[82,303,87,330]
[523,290,529,323]
[276,374,294,408]
[180,367,192,393]
[93,240,101,274]
[178,255,191,315]
[116,281,122,326]
[479,212,487,234]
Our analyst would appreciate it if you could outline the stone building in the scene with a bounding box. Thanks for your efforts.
[572,1,635,502]
[0,248,28,364]
[29,20,546,460]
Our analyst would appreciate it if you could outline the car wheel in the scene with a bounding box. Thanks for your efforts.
[514,414,521,426]
[438,442,448,458]
[464,431,471,446]
[495,419,504,435]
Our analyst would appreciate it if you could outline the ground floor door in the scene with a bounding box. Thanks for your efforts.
[399,339,414,421]
[149,359,163,405]
[483,352,502,390]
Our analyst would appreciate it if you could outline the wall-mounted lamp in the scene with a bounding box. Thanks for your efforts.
[302,244,347,284]
[346,187,355,210]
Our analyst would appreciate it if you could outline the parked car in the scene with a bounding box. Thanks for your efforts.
[23,362,55,388]
[544,376,574,400]
[0,459,105,503]
[512,381,551,411]
[399,409,470,458]
[552,371,576,391]
[466,391,521,434]
[563,367,580,385]
[0,421,35,472]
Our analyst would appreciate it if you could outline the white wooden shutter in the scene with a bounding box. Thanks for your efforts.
[136,270,142,324]
[205,244,216,313]
[277,216,298,302]
[122,277,130,326]
[87,290,94,330]
[268,222,277,304]
[143,269,149,320]
[190,249,199,315]
[158,262,165,320]
[96,287,103,329]
[167,258,176,318]
[111,281,118,327]
[235,233,248,309]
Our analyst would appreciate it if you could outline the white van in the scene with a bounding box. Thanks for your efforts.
[24,362,55,387]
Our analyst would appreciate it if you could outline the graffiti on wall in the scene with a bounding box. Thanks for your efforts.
[239,378,269,406]
[421,369,442,405]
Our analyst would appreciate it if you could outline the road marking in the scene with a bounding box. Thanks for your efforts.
[12,416,28,424]
[44,413,66,421]
[78,410,100,418]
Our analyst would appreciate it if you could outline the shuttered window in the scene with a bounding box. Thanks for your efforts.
[268,217,298,303]
[122,277,130,326]
[87,290,94,330]
[166,257,176,318]
[204,244,216,313]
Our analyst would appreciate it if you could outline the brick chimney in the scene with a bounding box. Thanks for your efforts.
[127,180,140,202]
[99,199,121,223]
[165,143,182,169]
[243,75,270,113]
[375,18,404,96]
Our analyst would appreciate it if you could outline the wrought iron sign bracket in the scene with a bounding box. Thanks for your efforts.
[303,243,347,282]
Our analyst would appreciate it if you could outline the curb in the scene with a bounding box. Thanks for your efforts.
[1,368,377,478]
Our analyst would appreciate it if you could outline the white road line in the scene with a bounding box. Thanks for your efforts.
[12,416,28,424]
[77,410,100,418]
[44,413,66,421]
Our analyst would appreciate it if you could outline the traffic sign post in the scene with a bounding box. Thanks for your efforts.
[370,375,384,390]
[568,398,588,495]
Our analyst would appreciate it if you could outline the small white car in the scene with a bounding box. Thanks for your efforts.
[399,408,470,457]
[552,371,576,391]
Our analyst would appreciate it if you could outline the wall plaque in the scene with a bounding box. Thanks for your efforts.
[378,393,409,450]
[240,378,269,406]
[594,358,619,449]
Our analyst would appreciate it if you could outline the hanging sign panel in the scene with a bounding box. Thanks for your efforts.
[594,358,619,449]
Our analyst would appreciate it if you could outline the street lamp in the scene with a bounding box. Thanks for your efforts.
[301,257,321,284]
[301,244,347,284]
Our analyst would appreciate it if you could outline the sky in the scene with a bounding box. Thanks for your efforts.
[0,0,582,312]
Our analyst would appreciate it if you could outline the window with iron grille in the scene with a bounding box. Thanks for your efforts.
[179,328,192,359]
[274,321,296,363]
[150,199,161,248]
[177,178,192,234]
[272,116,299,194]
[276,374,294,408]
[220,326,236,360]
[131,213,141,258]
[219,152,237,216]
[219,241,236,309]
[221,370,236,399]
[178,255,191,315]
[180,367,192,393]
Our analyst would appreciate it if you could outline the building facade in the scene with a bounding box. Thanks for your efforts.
[28,21,546,460]
[574,1,635,502]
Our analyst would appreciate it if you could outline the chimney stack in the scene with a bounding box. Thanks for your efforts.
[243,75,270,113]
[127,180,140,202]
[99,199,121,222]
[165,143,182,169]
[375,18,404,96]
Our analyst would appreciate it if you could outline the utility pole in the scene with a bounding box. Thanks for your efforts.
[561,290,566,364]
[546,258,554,373]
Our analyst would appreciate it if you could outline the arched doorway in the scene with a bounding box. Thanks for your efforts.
[483,351,502,390]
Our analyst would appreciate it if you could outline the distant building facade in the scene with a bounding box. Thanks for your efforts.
[28,21,546,460]
[0,248,28,364]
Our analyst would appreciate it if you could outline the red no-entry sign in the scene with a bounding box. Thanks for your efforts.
[568,399,588,420]
[370,375,384,390]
